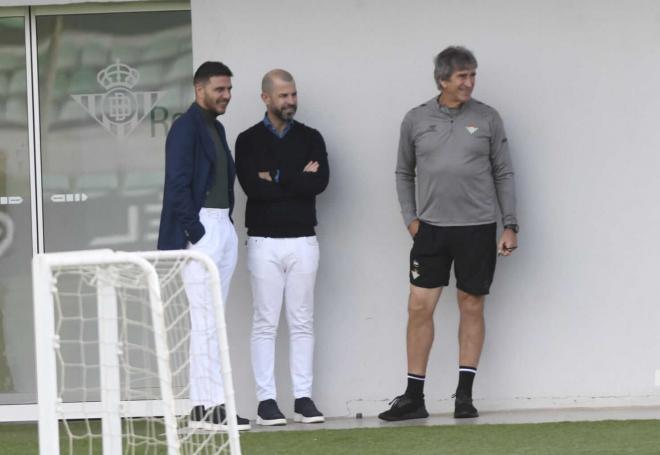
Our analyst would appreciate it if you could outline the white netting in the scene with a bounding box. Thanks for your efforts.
[147,253,237,454]
[35,251,239,455]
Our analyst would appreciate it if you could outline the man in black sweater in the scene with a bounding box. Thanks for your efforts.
[235,69,329,426]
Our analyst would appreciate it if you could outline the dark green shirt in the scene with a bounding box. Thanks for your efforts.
[201,107,230,209]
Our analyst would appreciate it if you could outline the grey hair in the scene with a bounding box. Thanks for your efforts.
[262,69,295,93]
[433,46,477,88]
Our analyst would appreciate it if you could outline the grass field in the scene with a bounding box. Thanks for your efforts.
[1,420,659,454]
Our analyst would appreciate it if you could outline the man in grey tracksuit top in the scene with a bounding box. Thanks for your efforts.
[396,96,516,229]
[379,46,518,422]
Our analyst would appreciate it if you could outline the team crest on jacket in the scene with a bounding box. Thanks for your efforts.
[466,125,479,135]
[71,60,163,139]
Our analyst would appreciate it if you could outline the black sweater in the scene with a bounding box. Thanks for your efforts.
[235,121,329,237]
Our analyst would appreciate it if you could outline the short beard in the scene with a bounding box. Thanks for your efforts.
[274,105,296,121]
[205,93,225,115]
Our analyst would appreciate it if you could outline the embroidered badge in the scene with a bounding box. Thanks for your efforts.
[411,260,421,280]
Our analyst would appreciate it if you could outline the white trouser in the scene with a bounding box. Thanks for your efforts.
[247,236,319,401]
[183,208,238,407]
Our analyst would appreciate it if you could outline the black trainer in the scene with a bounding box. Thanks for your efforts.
[188,405,208,430]
[256,399,287,426]
[453,393,479,418]
[293,397,325,424]
[378,394,429,421]
[190,404,251,431]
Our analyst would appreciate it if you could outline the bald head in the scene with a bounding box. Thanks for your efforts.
[260,69,298,125]
[262,69,295,94]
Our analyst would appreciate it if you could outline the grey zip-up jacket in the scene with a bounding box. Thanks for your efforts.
[395,97,517,228]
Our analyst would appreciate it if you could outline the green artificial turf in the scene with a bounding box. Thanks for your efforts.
[239,420,660,455]
[1,420,659,455]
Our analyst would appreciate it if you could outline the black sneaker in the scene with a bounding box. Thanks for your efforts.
[453,393,479,418]
[198,405,251,431]
[188,405,208,430]
[378,394,429,421]
[293,397,325,424]
[256,399,287,426]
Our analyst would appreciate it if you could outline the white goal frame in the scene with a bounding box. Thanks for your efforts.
[32,249,242,455]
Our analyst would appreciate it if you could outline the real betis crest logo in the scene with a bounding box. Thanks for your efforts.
[71,60,163,139]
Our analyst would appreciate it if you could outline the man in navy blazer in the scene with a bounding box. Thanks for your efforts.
[158,61,250,431]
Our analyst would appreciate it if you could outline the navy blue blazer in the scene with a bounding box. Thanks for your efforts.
[157,103,235,250]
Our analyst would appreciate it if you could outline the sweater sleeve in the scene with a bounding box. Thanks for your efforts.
[282,129,329,196]
[395,114,417,228]
[235,130,290,201]
[489,110,517,226]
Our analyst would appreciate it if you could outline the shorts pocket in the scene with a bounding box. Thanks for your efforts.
[413,221,425,240]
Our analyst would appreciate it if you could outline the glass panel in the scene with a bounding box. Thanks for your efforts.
[0,16,35,405]
[36,10,193,253]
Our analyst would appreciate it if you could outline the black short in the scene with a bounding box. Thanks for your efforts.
[409,222,496,295]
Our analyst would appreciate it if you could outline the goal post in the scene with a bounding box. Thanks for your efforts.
[32,249,242,455]
[137,249,241,445]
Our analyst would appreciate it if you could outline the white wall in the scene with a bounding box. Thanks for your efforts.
[190,0,660,419]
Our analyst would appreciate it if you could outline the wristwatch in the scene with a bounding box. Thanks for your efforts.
[504,224,519,233]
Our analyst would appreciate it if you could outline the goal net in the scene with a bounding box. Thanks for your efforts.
[32,249,241,455]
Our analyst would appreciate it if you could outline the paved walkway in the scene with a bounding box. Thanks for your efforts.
[250,406,660,432]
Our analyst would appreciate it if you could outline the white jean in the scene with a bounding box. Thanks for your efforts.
[247,236,319,401]
[183,208,238,407]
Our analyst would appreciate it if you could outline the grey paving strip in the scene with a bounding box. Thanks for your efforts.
[246,406,660,433]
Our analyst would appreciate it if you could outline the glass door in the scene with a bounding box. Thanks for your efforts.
[0,10,36,405]
[0,2,192,408]
[34,5,193,253]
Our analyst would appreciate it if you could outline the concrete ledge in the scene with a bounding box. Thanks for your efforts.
[249,405,660,433]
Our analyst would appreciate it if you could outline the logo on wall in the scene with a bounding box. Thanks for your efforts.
[71,60,163,139]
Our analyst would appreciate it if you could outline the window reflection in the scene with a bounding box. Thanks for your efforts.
[37,11,193,252]
[0,16,32,403]
[0,8,193,406]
